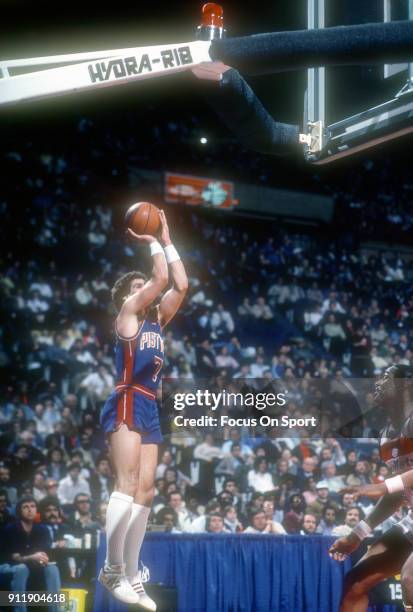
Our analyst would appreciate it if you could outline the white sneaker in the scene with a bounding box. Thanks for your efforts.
[98,565,140,605]
[128,575,157,611]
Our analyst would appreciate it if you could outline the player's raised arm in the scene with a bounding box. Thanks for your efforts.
[121,229,168,316]
[157,210,188,329]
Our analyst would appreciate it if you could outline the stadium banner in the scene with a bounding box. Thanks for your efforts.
[165,172,236,209]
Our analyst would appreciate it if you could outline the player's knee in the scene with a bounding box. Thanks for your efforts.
[136,484,154,506]
[144,485,155,505]
[116,469,140,495]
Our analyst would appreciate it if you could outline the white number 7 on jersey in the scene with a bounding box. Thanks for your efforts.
[152,356,163,382]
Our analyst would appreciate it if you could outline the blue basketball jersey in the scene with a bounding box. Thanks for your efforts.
[115,319,164,395]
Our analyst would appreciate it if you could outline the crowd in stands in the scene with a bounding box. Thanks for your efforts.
[0,108,412,594]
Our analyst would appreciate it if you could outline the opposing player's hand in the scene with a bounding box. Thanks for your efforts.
[126,228,156,243]
[159,210,171,246]
[339,483,386,500]
[329,533,361,562]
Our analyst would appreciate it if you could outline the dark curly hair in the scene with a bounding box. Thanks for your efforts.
[392,364,413,379]
[111,271,147,312]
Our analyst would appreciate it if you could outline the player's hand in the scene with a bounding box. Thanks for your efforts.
[126,228,157,243]
[158,210,171,246]
[339,483,386,500]
[329,533,360,561]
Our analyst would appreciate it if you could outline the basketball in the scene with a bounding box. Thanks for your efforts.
[125,202,161,237]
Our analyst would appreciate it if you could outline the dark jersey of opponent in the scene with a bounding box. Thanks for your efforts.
[115,319,164,398]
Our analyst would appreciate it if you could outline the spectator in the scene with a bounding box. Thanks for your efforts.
[76,433,99,469]
[210,304,235,338]
[194,434,223,463]
[321,462,345,493]
[317,505,338,535]
[69,450,90,481]
[0,489,13,528]
[223,505,243,533]
[345,460,372,487]
[46,448,67,482]
[306,481,339,519]
[188,500,221,533]
[166,492,191,532]
[154,507,181,533]
[300,513,319,535]
[250,355,270,378]
[302,477,318,506]
[222,478,242,510]
[206,513,227,534]
[32,403,55,438]
[10,446,35,486]
[339,492,356,514]
[0,496,61,611]
[38,496,72,547]
[216,346,239,371]
[89,457,113,503]
[283,494,306,534]
[32,471,48,502]
[251,297,274,320]
[244,510,280,534]
[238,298,254,319]
[96,501,108,531]
[323,314,346,357]
[0,466,18,506]
[216,443,247,481]
[27,290,49,323]
[155,449,174,480]
[44,480,59,499]
[57,463,91,506]
[221,429,254,459]
[332,506,364,537]
[247,458,274,494]
[70,493,99,534]
[78,365,114,406]
[74,281,93,306]
[262,500,286,534]
[195,339,216,377]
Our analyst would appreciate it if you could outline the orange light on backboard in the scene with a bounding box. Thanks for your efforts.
[201,3,224,28]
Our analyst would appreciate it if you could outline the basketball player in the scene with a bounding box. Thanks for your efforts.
[98,209,188,609]
[329,364,413,612]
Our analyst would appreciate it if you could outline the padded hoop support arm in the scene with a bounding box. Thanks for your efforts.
[210,21,413,75]
[202,68,300,155]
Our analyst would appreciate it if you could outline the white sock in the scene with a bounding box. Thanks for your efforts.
[104,491,133,570]
[124,503,151,580]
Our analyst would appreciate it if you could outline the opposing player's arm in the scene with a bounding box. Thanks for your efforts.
[329,490,403,561]
[363,490,404,529]
[340,467,413,501]
[121,229,168,316]
[157,210,188,328]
